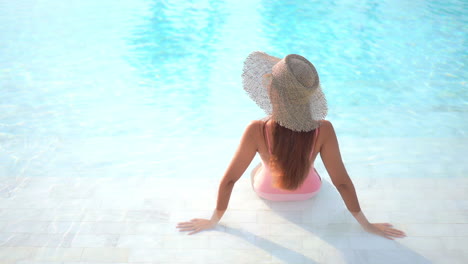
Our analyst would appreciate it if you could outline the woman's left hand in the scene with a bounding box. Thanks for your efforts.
[176,218,217,235]
[364,223,406,240]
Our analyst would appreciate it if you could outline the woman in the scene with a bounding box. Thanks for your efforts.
[177,52,406,240]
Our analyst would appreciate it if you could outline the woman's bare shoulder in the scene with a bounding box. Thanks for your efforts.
[240,120,264,140]
[319,120,337,140]
[246,120,265,134]
[248,119,265,127]
[320,120,334,131]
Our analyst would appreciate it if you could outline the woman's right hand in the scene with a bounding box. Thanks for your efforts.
[363,223,406,240]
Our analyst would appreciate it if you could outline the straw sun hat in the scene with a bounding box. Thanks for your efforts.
[242,51,328,132]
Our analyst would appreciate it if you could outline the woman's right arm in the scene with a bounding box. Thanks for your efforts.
[319,120,363,215]
[319,120,406,239]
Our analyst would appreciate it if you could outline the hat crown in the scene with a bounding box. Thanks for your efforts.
[288,56,318,89]
[270,54,319,104]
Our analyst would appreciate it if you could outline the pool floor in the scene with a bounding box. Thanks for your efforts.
[0,172,467,263]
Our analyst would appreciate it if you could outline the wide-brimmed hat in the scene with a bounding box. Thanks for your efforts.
[242,51,327,132]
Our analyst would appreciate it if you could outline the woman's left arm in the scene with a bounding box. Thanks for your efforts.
[177,121,259,235]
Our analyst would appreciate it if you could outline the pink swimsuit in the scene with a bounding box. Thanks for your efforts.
[252,125,322,201]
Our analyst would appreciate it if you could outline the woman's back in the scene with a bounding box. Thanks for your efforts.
[251,119,323,201]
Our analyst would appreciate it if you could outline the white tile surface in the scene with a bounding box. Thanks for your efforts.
[46,221,94,234]
[2,221,50,233]
[0,247,37,264]
[81,247,129,262]
[0,175,467,264]
[32,247,83,262]
[82,209,127,222]
[71,234,119,247]
[116,234,163,248]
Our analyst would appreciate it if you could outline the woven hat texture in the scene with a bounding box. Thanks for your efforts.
[242,51,327,132]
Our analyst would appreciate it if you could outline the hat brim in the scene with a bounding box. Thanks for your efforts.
[242,51,281,115]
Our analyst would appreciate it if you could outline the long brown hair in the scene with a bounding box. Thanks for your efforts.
[267,121,315,190]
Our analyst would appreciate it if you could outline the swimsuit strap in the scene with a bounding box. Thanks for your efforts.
[309,127,319,159]
[265,121,272,154]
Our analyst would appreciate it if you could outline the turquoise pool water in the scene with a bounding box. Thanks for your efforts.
[0,0,466,178]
